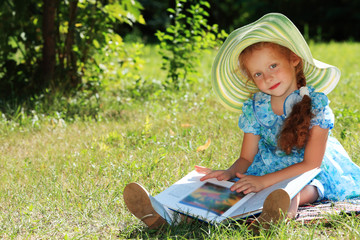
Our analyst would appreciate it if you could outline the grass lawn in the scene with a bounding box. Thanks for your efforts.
[0,42,360,239]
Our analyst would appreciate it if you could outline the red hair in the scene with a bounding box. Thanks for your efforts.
[239,42,313,154]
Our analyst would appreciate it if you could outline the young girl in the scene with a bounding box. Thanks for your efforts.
[123,13,360,229]
[197,42,329,218]
[198,13,360,217]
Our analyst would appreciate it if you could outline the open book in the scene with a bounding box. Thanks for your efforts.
[152,168,321,224]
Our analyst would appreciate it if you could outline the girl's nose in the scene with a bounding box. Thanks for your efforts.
[264,73,273,82]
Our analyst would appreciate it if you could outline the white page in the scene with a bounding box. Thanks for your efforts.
[229,168,321,219]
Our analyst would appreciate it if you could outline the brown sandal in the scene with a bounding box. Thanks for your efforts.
[123,182,168,229]
[249,189,290,232]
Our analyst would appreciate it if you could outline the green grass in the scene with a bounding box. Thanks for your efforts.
[0,42,360,239]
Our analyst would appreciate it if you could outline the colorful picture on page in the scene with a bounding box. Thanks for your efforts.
[180,182,245,216]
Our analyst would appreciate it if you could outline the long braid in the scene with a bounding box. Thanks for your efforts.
[277,60,313,154]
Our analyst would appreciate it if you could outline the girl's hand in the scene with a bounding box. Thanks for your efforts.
[230,173,266,194]
[195,165,234,182]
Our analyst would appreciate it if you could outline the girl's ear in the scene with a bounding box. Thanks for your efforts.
[290,52,301,67]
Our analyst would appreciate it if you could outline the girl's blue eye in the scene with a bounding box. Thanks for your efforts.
[270,64,277,69]
[254,72,262,78]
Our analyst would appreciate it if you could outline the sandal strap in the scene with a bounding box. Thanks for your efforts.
[140,213,155,220]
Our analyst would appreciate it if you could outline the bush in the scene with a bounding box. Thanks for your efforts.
[156,0,227,89]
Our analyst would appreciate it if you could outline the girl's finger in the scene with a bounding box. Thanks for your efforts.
[200,171,220,181]
[243,186,255,194]
[195,165,212,174]
[235,184,251,193]
[231,181,248,192]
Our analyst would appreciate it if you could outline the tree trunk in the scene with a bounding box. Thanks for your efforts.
[42,0,57,90]
[65,0,80,89]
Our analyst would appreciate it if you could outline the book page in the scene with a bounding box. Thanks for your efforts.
[154,170,252,223]
[229,168,321,219]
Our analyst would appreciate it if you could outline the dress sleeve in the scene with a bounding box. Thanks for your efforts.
[238,98,261,135]
[310,92,334,130]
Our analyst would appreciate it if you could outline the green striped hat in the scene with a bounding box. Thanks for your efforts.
[212,13,341,112]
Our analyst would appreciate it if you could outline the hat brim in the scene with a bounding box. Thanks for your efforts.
[212,13,341,112]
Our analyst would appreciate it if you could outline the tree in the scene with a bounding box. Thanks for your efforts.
[42,0,57,90]
[0,0,145,103]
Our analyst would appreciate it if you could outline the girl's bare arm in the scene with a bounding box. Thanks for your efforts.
[232,126,328,193]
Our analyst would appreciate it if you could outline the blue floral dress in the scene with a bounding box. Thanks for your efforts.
[238,86,360,201]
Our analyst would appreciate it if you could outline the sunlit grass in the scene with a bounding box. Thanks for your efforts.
[0,42,360,238]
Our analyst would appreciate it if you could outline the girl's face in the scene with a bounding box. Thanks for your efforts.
[244,45,300,100]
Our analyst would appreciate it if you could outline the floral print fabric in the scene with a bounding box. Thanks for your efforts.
[238,86,360,200]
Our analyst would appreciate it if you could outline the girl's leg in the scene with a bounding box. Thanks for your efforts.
[287,185,319,218]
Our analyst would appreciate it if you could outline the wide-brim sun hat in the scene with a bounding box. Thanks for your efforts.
[212,12,341,112]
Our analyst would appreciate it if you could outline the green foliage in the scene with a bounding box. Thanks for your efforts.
[55,0,146,92]
[0,1,43,98]
[83,33,143,90]
[103,0,145,25]
[0,0,145,104]
[156,0,227,89]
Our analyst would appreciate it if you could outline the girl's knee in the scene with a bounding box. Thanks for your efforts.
[299,185,319,205]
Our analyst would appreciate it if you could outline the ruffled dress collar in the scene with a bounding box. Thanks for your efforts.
[252,86,316,129]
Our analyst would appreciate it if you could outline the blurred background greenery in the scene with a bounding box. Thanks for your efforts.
[133,0,360,43]
[1,0,359,119]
